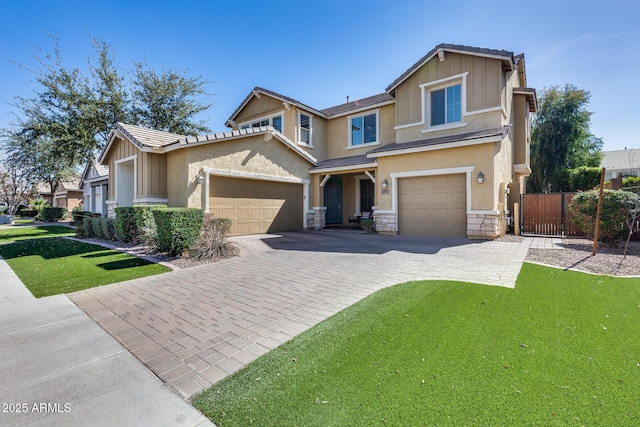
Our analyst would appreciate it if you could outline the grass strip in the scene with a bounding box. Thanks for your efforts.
[0,237,169,297]
[0,225,74,242]
[193,263,640,426]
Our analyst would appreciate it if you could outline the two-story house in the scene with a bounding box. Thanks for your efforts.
[99,43,536,239]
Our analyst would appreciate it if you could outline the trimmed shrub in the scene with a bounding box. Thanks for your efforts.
[75,222,86,238]
[41,206,67,222]
[72,210,93,226]
[569,189,637,244]
[152,208,204,256]
[622,176,640,190]
[83,217,94,238]
[189,216,238,261]
[134,205,166,241]
[101,218,115,240]
[114,207,136,242]
[567,166,602,192]
[91,217,104,239]
[18,208,38,217]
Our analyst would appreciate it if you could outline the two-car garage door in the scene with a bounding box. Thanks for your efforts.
[398,174,467,238]
[209,176,303,236]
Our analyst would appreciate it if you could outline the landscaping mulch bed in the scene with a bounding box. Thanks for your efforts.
[524,237,640,277]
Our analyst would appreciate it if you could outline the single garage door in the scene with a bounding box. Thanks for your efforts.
[210,176,303,235]
[398,174,467,238]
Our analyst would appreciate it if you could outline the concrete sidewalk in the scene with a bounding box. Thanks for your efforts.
[0,256,213,427]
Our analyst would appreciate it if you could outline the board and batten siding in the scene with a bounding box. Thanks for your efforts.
[106,137,139,200]
[394,53,504,127]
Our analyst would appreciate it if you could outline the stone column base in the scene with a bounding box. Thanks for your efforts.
[308,207,326,230]
[467,213,501,239]
[373,211,396,234]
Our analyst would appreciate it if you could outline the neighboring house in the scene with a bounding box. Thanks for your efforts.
[52,179,83,211]
[80,159,109,215]
[35,183,53,205]
[601,148,640,181]
[99,43,536,239]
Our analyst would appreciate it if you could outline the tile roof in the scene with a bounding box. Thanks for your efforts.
[226,87,326,126]
[320,93,394,117]
[313,154,374,170]
[367,126,510,155]
[116,123,185,149]
[386,43,516,93]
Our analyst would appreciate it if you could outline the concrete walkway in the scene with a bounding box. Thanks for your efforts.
[0,256,213,426]
[69,231,532,399]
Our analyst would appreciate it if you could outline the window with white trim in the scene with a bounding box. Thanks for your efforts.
[349,112,378,147]
[430,84,461,126]
[421,72,468,131]
[240,113,283,133]
[298,112,312,146]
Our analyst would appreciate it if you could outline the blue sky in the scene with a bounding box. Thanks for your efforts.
[1,0,639,151]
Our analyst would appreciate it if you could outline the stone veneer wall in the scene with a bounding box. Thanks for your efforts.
[467,213,501,238]
[373,211,396,234]
[308,207,326,230]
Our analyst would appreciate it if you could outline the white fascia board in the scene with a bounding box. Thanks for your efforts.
[367,135,502,159]
[310,162,378,174]
[326,100,395,119]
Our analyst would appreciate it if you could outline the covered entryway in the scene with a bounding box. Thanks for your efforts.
[209,176,304,236]
[398,174,467,238]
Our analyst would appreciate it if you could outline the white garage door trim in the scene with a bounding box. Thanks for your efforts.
[388,166,475,233]
[200,167,310,228]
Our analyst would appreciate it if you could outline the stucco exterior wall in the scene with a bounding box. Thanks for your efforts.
[325,103,395,159]
[167,135,314,211]
[374,142,497,212]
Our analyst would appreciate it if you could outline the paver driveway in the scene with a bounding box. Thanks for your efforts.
[69,230,531,399]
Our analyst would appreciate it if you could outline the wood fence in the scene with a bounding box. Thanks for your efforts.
[521,193,584,236]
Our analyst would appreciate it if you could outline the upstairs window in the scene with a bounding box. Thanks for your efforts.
[240,114,283,133]
[299,113,312,146]
[431,84,461,126]
[350,112,378,147]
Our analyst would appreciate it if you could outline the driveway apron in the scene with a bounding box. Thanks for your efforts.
[68,231,531,399]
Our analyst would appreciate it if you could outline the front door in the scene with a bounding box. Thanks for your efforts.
[324,176,343,224]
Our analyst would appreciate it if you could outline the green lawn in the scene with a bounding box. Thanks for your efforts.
[0,225,74,242]
[0,235,170,297]
[193,263,640,426]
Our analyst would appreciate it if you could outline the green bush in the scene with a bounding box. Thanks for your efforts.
[18,208,38,217]
[41,206,67,222]
[75,222,86,238]
[115,207,136,242]
[91,217,104,239]
[622,176,640,190]
[569,189,637,244]
[152,208,204,256]
[72,210,94,226]
[101,218,115,240]
[134,205,166,241]
[567,166,602,192]
[82,217,94,238]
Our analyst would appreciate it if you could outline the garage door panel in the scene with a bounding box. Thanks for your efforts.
[398,174,467,238]
[210,176,303,236]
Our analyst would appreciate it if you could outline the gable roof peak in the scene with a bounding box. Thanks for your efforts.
[386,43,516,94]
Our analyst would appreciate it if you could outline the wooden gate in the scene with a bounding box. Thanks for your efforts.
[521,193,584,236]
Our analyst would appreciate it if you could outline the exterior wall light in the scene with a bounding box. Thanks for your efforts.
[382,178,389,189]
[196,174,205,185]
[477,172,484,184]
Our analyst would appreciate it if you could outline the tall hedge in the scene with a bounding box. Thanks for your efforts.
[152,208,204,256]
[567,166,602,192]
[114,207,136,242]
[41,206,67,222]
[569,189,637,244]
[134,205,166,240]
